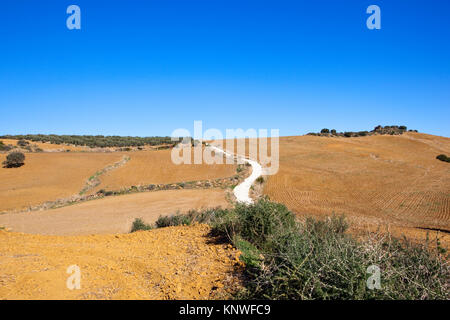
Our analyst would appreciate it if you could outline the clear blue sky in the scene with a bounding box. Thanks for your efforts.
[1,0,449,137]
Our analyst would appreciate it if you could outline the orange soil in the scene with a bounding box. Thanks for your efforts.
[0,152,124,212]
[90,149,236,194]
[0,189,230,235]
[0,147,236,212]
[0,224,242,300]
[222,133,450,246]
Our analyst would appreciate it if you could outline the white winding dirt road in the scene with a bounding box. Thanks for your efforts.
[209,145,262,204]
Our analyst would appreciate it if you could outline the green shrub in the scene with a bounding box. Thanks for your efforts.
[130,218,153,232]
[17,139,29,147]
[238,212,448,300]
[0,141,12,152]
[0,134,175,148]
[153,208,229,228]
[436,154,450,163]
[234,236,263,269]
[155,213,192,227]
[142,199,449,300]
[3,151,25,168]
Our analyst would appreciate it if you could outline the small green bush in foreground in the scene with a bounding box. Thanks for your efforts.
[130,218,153,232]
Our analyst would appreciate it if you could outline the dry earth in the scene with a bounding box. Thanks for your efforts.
[0,152,124,212]
[89,149,236,194]
[1,132,449,299]
[222,132,450,246]
[0,149,236,213]
[0,189,230,235]
[0,224,243,300]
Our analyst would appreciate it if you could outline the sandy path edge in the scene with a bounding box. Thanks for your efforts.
[209,145,262,204]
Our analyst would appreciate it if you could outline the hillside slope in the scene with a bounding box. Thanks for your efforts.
[264,132,450,233]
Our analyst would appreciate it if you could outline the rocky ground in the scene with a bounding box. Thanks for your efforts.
[0,224,243,300]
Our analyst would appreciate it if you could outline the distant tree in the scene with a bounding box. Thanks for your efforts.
[320,128,330,134]
[17,139,29,147]
[436,154,450,163]
[0,141,12,152]
[330,129,337,135]
[399,126,407,131]
[3,151,25,168]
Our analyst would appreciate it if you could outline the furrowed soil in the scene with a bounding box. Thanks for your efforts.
[0,152,124,212]
[0,149,236,213]
[0,224,243,299]
[89,149,236,194]
[0,189,230,235]
[222,132,450,247]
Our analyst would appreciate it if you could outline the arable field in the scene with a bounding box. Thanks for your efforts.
[0,152,124,212]
[0,149,236,213]
[0,189,230,235]
[89,149,236,194]
[263,133,450,229]
[221,132,450,245]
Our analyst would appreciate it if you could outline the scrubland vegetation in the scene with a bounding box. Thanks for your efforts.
[2,151,25,168]
[133,199,449,300]
[0,140,12,151]
[0,134,175,148]
[308,125,416,137]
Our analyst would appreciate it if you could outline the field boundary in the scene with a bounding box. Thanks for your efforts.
[78,155,131,195]
[0,164,251,215]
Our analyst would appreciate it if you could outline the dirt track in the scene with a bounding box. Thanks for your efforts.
[0,189,230,235]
